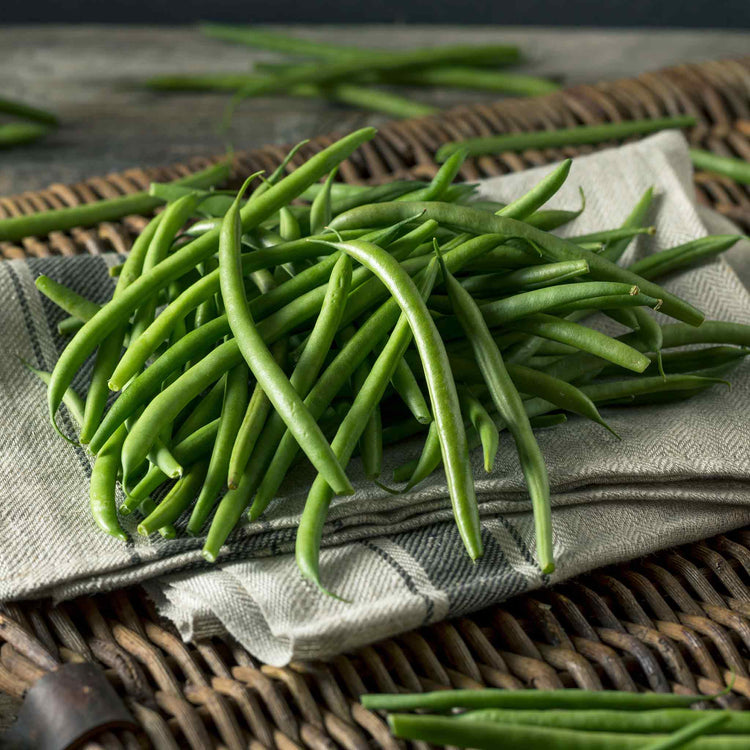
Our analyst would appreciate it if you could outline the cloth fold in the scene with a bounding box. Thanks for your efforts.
[0,131,748,666]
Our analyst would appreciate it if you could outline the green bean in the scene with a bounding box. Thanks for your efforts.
[295,263,440,590]
[174,376,225,443]
[548,292,661,315]
[330,201,703,325]
[251,140,310,197]
[661,321,750,349]
[572,226,655,246]
[47,127,376,432]
[138,460,209,536]
[0,96,58,125]
[390,358,432,424]
[121,418,220,512]
[278,206,300,240]
[89,426,128,541]
[310,168,337,235]
[454,708,750,734]
[600,187,655,263]
[57,316,84,335]
[507,314,650,373]
[387,714,743,750]
[628,236,744,280]
[0,122,51,149]
[247,234,499,529]
[360,391,383,479]
[385,67,560,96]
[219,180,354,496]
[633,346,750,377]
[506,363,617,436]
[458,387,499,472]
[227,340,286,489]
[525,190,586,232]
[435,116,697,162]
[640,714,730,750]
[479,281,641,326]
[35,276,102,324]
[632,307,665,377]
[187,364,250,534]
[22,361,86,427]
[582,374,726,403]
[461,260,590,297]
[397,149,469,203]
[498,159,571,220]
[360,689,715,712]
[441,256,551,571]
[529,413,567,429]
[0,161,230,242]
[690,148,750,185]
[135,498,177,539]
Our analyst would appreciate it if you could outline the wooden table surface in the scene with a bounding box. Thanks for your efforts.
[2,24,750,197]
[0,24,749,729]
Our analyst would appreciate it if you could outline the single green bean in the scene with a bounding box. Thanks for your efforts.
[435,116,697,162]
[600,187,655,263]
[35,276,102,324]
[0,96,59,125]
[460,260,590,297]
[441,257,551,572]
[628,235,743,280]
[690,148,750,185]
[89,426,128,541]
[454,708,750,734]
[310,168,337,235]
[0,161,230,242]
[387,714,742,750]
[390,358,432,424]
[360,689,716,712]
[397,148,468,203]
[138,460,209,535]
[187,364,250,533]
[498,159,571,220]
[458,387,499,472]
[0,122,51,149]
[639,714,730,750]
[506,314,650,373]
[572,226,655,246]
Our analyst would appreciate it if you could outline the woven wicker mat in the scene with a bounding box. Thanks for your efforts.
[1,57,749,749]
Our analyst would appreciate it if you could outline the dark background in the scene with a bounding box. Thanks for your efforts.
[6,0,750,26]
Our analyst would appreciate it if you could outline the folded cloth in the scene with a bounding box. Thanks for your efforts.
[1,131,748,666]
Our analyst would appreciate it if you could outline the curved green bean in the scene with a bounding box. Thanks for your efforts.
[498,159,571,220]
[458,387,499,472]
[628,235,743,280]
[89,426,128,541]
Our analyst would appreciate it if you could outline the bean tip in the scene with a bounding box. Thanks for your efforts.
[202,548,218,564]
[136,524,150,537]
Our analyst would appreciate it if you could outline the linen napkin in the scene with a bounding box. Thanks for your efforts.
[1,131,748,666]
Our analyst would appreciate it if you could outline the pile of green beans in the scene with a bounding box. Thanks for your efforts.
[363,689,748,749]
[30,126,749,590]
[0,95,58,150]
[145,24,560,120]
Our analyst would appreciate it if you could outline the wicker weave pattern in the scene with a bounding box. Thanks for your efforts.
[1,57,749,748]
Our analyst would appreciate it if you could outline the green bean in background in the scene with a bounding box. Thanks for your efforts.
[0,122,52,150]
[0,96,58,125]
[0,160,230,242]
[690,148,750,186]
[435,116,697,162]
